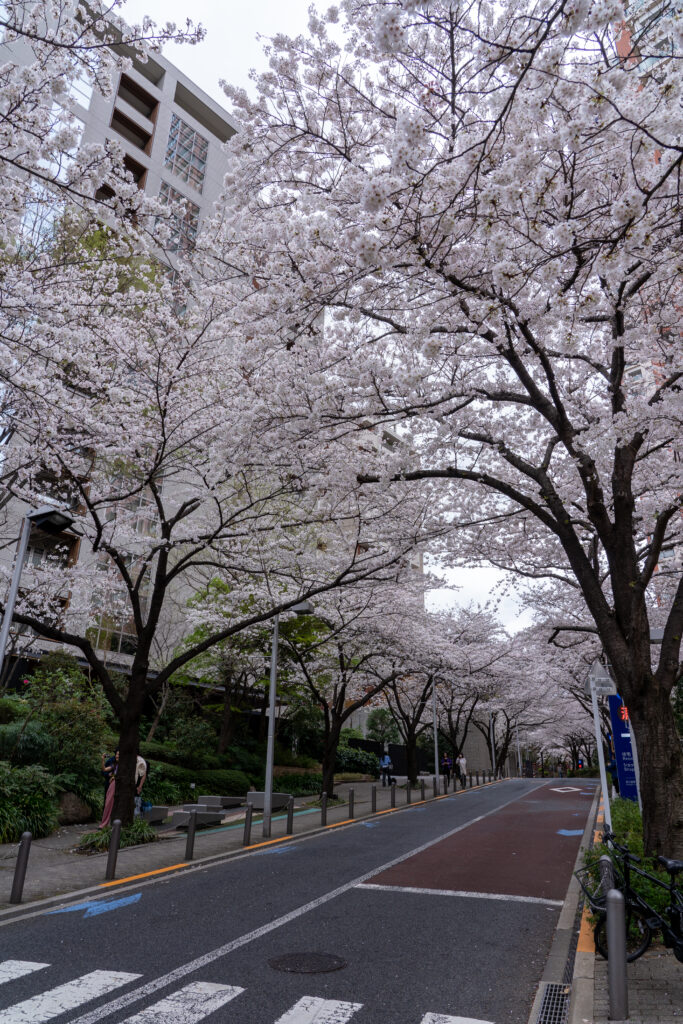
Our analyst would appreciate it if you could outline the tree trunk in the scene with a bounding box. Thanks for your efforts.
[320,720,343,799]
[629,685,683,857]
[218,677,235,754]
[145,682,169,742]
[405,730,419,786]
[112,709,140,826]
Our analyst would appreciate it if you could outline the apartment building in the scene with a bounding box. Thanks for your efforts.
[0,29,238,681]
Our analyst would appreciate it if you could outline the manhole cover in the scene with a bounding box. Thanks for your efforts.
[268,952,347,974]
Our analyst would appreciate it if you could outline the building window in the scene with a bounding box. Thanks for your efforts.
[164,112,208,193]
[159,181,200,251]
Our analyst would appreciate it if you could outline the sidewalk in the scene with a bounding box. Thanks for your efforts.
[0,776,455,912]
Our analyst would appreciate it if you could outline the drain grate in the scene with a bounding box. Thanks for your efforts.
[535,982,570,1024]
[563,897,585,984]
[268,952,347,974]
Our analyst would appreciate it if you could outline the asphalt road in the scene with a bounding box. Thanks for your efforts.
[0,779,596,1024]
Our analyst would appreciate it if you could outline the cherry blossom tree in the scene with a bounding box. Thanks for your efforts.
[214,1,683,854]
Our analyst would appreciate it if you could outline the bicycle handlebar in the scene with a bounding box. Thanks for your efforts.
[601,830,641,863]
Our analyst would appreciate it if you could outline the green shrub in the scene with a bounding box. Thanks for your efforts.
[147,763,251,802]
[334,745,379,776]
[0,695,28,724]
[0,721,58,767]
[139,739,222,771]
[0,761,58,842]
[273,772,323,795]
[583,798,670,915]
[78,819,158,853]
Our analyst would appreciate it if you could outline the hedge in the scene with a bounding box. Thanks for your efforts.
[334,744,379,776]
[144,763,251,805]
[0,761,58,842]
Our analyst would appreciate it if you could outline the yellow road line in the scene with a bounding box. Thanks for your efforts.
[577,904,596,953]
[99,863,189,887]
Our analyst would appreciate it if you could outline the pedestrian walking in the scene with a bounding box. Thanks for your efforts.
[134,755,147,816]
[101,748,118,804]
[441,753,452,785]
[456,753,466,785]
[100,749,118,828]
[380,753,393,787]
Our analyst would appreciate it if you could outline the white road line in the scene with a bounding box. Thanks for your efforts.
[0,962,49,986]
[358,883,564,907]
[69,786,531,1024]
[119,982,243,1023]
[274,996,363,1023]
[420,1014,494,1024]
[2,970,140,1023]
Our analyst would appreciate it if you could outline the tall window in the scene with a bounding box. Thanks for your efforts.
[164,112,208,192]
[159,181,200,251]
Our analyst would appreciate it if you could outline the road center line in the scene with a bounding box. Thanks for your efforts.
[357,882,563,906]
[69,787,533,1024]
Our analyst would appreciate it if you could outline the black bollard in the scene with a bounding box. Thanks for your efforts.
[105,820,122,881]
[242,804,253,846]
[371,785,377,814]
[468,773,472,788]
[348,788,354,819]
[420,779,426,801]
[185,810,197,860]
[286,796,294,835]
[390,783,396,808]
[321,793,328,826]
[443,776,448,795]
[433,776,437,798]
[9,832,32,905]
[406,784,411,805]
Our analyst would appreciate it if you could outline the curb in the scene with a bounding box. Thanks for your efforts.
[526,784,601,1024]
[0,777,506,926]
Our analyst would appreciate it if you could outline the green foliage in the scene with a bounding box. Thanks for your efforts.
[340,726,364,741]
[366,708,400,746]
[273,743,318,770]
[0,695,27,724]
[145,763,252,804]
[0,721,58,766]
[583,798,670,915]
[168,717,218,763]
[78,818,158,853]
[334,744,379,776]
[273,772,323,795]
[0,761,58,842]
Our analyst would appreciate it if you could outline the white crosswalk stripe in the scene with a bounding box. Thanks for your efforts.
[274,997,363,1023]
[119,982,243,1023]
[0,963,49,986]
[420,1015,494,1024]
[0,970,140,1024]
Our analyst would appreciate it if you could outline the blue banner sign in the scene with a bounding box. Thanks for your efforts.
[608,695,639,802]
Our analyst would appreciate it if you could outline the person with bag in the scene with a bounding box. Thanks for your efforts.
[134,755,148,816]
[380,752,393,787]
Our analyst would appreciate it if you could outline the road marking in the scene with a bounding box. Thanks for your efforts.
[68,787,532,1024]
[577,905,597,953]
[0,962,49,985]
[2,970,140,1023]
[119,982,243,1023]
[274,996,363,1022]
[421,1015,494,1023]
[556,829,584,837]
[550,787,581,793]
[49,894,141,918]
[100,864,188,888]
[357,883,563,907]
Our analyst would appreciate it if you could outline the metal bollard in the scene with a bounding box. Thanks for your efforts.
[476,771,480,786]
[348,788,354,819]
[468,773,472,788]
[321,793,328,826]
[105,819,122,881]
[420,779,425,801]
[606,889,629,1021]
[242,803,253,846]
[599,854,615,893]
[185,810,197,860]
[10,832,32,905]
[286,796,294,835]
[391,783,396,808]
[371,785,377,814]
[406,784,411,805]
[443,776,448,795]
[433,776,438,798]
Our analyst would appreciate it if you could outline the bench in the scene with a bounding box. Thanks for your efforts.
[246,791,292,812]
[141,805,168,824]
[198,794,244,809]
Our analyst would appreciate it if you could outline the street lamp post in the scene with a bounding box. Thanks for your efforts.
[262,600,313,838]
[432,678,440,784]
[0,505,75,682]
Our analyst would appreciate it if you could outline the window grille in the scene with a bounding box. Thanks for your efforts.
[164,112,208,192]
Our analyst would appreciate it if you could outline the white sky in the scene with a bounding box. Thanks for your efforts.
[123,0,314,108]
[122,1,534,631]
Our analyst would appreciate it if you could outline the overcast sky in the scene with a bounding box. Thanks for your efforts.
[123,0,313,109]
[121,1,534,631]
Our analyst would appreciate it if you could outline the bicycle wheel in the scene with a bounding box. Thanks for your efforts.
[593,907,652,962]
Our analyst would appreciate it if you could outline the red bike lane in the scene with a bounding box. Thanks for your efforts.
[364,781,596,901]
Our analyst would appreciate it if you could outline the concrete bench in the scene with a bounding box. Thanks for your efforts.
[246,791,292,812]
[171,808,223,829]
[198,794,244,809]
[142,805,168,824]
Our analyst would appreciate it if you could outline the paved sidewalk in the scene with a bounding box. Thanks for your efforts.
[0,776,465,911]
[592,948,683,1023]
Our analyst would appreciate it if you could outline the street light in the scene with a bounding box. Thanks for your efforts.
[0,505,75,681]
[263,599,314,838]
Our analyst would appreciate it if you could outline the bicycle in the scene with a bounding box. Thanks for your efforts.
[576,830,683,963]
